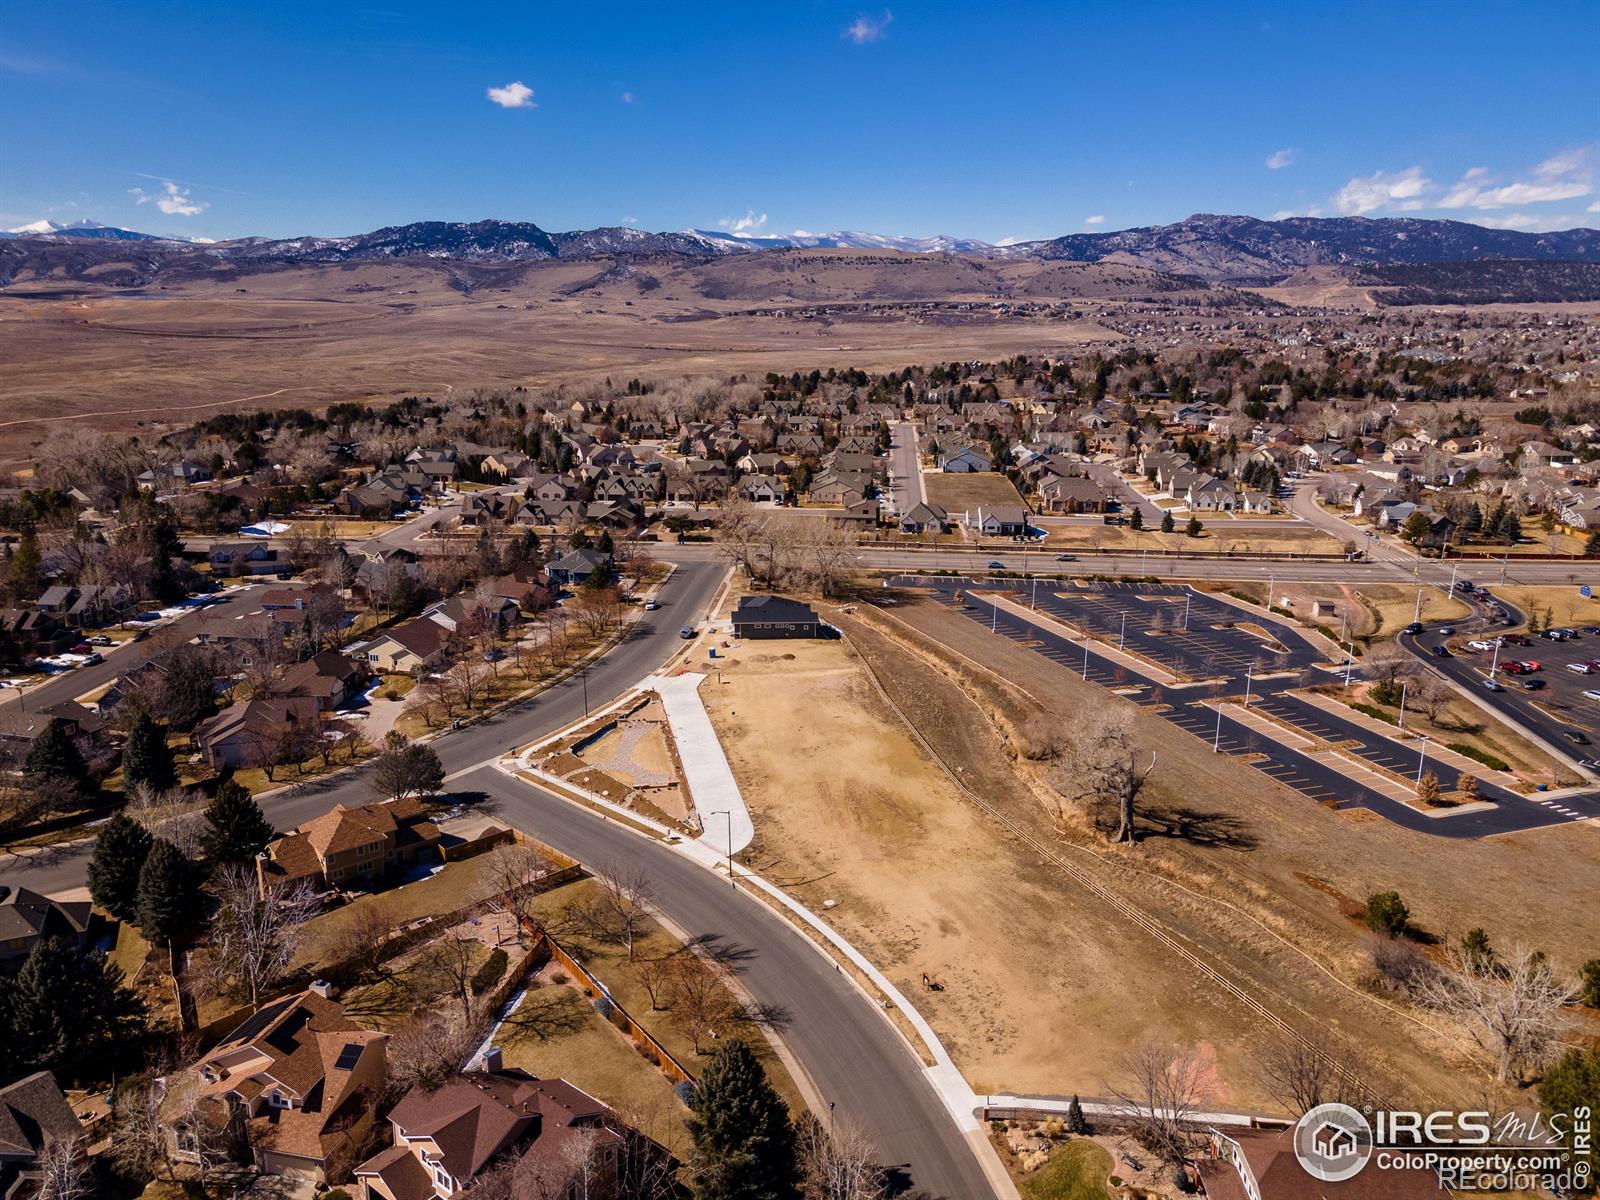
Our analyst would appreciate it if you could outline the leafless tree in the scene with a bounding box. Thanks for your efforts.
[1108,1038,1216,1167]
[35,1136,91,1200]
[1409,671,1450,724]
[386,1007,484,1097]
[1365,641,1415,695]
[1421,943,1578,1083]
[803,518,859,598]
[798,1113,887,1200]
[1255,1030,1374,1116]
[666,951,741,1054]
[475,841,559,938]
[124,782,209,859]
[106,1078,173,1182]
[426,932,483,1022]
[636,952,678,1011]
[575,865,656,960]
[570,585,624,639]
[325,899,399,985]
[1050,708,1157,843]
[206,865,321,1008]
[718,496,765,579]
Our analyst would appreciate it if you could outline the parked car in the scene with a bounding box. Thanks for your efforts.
[1584,626,1600,635]
[1482,677,1505,691]
[82,652,102,665]
[1583,689,1600,702]
[1467,640,1497,652]
[71,642,92,654]
[1502,634,1531,647]
[1520,678,1547,690]
[1563,729,1591,744]
[1519,660,1542,672]
[1499,661,1526,675]
[87,635,113,646]
[679,626,696,640]
[1567,662,1594,674]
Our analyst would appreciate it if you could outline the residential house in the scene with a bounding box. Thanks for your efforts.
[0,1073,84,1198]
[279,652,365,713]
[1037,476,1108,514]
[0,886,91,964]
[898,502,950,534]
[194,696,320,770]
[1199,1124,1445,1200]
[167,989,386,1184]
[805,474,867,507]
[938,445,993,473]
[354,1064,627,1200]
[735,474,791,505]
[545,548,612,588]
[732,595,823,639]
[961,505,1029,537]
[209,542,281,576]
[361,619,451,675]
[259,798,444,891]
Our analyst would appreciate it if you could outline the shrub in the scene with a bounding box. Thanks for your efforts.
[674,1079,698,1105]
[1364,890,1410,937]
[470,947,508,995]
[1368,934,1435,997]
[1580,959,1600,1008]
[593,996,615,1020]
[1447,743,1510,772]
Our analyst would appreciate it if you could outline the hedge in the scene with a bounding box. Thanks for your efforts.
[1447,743,1510,773]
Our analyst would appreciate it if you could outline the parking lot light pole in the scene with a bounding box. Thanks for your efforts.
[1398,679,1408,729]
[1119,612,1127,649]
[1213,701,1223,752]
[1183,593,1191,630]
[1415,736,1430,786]
[1082,639,1090,679]
[1414,586,1424,623]
[1489,639,1502,680]
[1243,664,1254,709]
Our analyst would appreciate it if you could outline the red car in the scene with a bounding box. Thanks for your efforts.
[1519,660,1542,672]
[1503,634,1531,647]
[1499,661,1527,675]
[70,642,92,654]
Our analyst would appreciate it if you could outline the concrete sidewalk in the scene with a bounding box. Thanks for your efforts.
[646,671,755,854]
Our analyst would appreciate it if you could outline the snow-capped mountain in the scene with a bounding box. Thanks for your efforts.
[685,228,1029,256]
[0,219,192,242]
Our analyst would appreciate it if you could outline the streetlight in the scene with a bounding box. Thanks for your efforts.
[1213,700,1224,752]
[1119,612,1127,650]
[1243,663,1255,709]
[1488,638,1502,680]
[1082,638,1090,679]
[709,809,735,888]
[1398,678,1408,729]
[1414,736,1431,787]
[1413,586,1424,623]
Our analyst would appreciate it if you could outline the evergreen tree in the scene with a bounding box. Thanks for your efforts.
[24,718,88,788]
[688,1039,800,1200]
[9,528,41,597]
[1129,507,1143,531]
[135,838,204,943]
[1363,890,1409,938]
[1461,927,1495,971]
[202,779,275,864]
[121,712,177,793]
[1501,512,1522,543]
[7,936,146,1082]
[1416,769,1442,805]
[1066,1094,1089,1135]
[1580,960,1600,1008]
[1540,1048,1600,1184]
[1186,515,1203,538]
[1464,503,1483,536]
[1457,772,1479,803]
[1586,530,1600,558]
[87,814,154,922]
[1160,510,1175,534]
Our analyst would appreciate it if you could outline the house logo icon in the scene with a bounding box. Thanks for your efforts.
[1293,1103,1374,1182]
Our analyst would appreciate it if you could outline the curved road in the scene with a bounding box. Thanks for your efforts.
[3,556,996,1200]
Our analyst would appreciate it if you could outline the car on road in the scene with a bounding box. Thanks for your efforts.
[1431,645,1451,657]
[81,652,102,665]
[1584,689,1600,702]
[1437,625,1454,635]
[1520,678,1547,690]
[1482,677,1505,691]
[679,626,696,639]
[1564,730,1591,744]
[644,600,660,610]
[1455,580,1474,592]
[1055,554,1075,562]
[1404,622,1424,635]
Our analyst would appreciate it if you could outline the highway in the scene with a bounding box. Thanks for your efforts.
[2,553,1000,1200]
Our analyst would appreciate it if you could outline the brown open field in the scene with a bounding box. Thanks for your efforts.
[922,471,1027,513]
[1039,522,1344,556]
[702,596,1600,1111]
[0,252,1132,465]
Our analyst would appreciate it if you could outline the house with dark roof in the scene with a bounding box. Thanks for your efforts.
[898,502,950,535]
[259,798,444,891]
[732,595,823,640]
[360,618,451,675]
[0,886,91,964]
[193,696,320,771]
[544,548,612,588]
[353,1062,624,1200]
[167,988,387,1184]
[0,1072,84,1198]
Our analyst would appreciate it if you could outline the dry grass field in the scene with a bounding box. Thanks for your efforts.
[702,596,1600,1111]
[922,471,1028,513]
[0,251,1135,464]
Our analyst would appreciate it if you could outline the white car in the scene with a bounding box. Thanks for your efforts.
[1466,640,1496,652]
[1585,690,1600,702]
[1568,662,1594,674]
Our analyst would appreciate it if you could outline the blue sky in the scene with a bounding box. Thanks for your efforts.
[2,1,1596,242]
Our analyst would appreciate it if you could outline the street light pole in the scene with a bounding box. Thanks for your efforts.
[1183,592,1191,631]
[1119,612,1127,649]
[1414,586,1424,623]
[710,809,734,888]
[1415,737,1430,786]
[1398,678,1408,729]
[1213,701,1223,752]
[1082,638,1090,679]
[1488,639,1502,680]
[1243,664,1254,709]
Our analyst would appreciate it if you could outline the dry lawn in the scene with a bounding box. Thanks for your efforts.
[1040,523,1344,556]
[923,472,1027,513]
[1495,585,1600,632]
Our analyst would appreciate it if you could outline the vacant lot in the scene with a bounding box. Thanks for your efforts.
[1040,523,1345,556]
[923,471,1028,513]
[1495,584,1600,631]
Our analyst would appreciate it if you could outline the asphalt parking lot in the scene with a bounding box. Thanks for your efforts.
[889,574,1600,838]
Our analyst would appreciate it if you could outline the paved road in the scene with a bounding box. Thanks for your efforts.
[4,554,998,1200]
[885,421,925,518]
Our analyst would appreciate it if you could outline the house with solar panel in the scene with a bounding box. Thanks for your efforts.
[164,985,387,1183]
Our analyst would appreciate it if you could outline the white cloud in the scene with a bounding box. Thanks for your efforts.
[623,215,638,224]
[486,80,535,109]
[620,90,635,103]
[1333,165,1431,215]
[1589,200,1600,213]
[1271,206,1324,220]
[128,179,206,217]
[1439,149,1592,210]
[844,9,892,44]
[1265,148,1297,170]
[1083,214,1105,226]
[1470,211,1594,232]
[719,210,768,234]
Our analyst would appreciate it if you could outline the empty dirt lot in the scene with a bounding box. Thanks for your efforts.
[922,472,1028,513]
[702,599,1600,1111]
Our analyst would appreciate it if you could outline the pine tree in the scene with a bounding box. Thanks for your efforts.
[9,528,40,597]
[1130,507,1143,531]
[1416,769,1442,805]
[24,718,88,788]
[202,779,275,864]
[1186,515,1203,538]
[121,712,177,793]
[1066,1094,1089,1135]
[1461,927,1495,971]
[688,1039,800,1200]
[135,838,204,943]
[1586,530,1600,558]
[1464,503,1483,536]
[7,936,146,1082]
[1161,510,1175,534]
[1458,772,1479,803]
[87,814,154,922]
[1502,512,1522,543]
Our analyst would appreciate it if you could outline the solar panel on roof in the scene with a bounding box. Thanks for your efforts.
[333,1042,363,1072]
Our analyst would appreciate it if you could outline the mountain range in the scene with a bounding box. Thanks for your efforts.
[4,212,1600,300]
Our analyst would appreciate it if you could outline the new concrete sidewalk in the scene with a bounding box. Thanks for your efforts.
[646,671,755,855]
